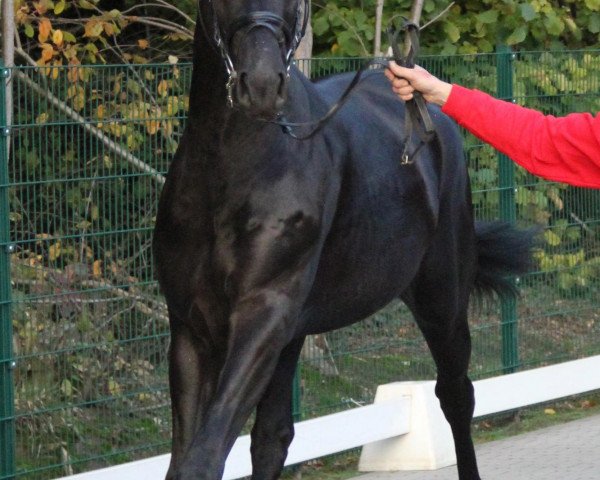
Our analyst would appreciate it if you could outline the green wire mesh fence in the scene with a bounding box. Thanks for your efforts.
[1,49,600,479]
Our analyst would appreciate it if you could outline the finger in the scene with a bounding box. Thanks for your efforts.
[387,61,415,79]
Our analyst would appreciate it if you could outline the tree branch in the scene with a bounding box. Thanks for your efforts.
[14,68,166,186]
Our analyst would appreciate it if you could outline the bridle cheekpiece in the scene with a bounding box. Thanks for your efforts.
[202,0,309,108]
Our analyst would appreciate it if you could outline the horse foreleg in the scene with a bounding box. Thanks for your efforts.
[250,337,305,480]
[175,291,300,479]
[166,321,220,480]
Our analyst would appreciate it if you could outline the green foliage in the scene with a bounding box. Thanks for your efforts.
[312,0,600,57]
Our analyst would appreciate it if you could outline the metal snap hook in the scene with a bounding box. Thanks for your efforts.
[226,71,238,108]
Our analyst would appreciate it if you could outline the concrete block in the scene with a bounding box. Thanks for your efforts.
[358,381,456,471]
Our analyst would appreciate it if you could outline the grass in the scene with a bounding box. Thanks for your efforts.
[12,289,600,478]
[472,390,600,443]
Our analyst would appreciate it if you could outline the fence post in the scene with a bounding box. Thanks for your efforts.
[496,45,519,374]
[292,368,301,422]
[0,63,15,480]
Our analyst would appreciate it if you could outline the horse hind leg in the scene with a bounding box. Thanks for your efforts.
[250,337,305,480]
[403,272,481,480]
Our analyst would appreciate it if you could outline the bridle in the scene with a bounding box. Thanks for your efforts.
[199,0,436,163]
[199,0,309,107]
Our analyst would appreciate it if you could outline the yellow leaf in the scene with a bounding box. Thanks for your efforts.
[36,112,49,124]
[52,29,64,46]
[103,22,115,36]
[38,18,52,43]
[146,120,160,135]
[67,65,80,83]
[544,408,556,415]
[92,260,102,278]
[73,89,86,111]
[544,230,561,247]
[108,379,121,396]
[166,96,179,116]
[138,39,149,50]
[84,20,104,38]
[49,242,61,261]
[54,0,66,15]
[34,0,49,15]
[40,43,54,61]
[67,84,79,99]
[168,55,178,65]
[157,79,168,97]
[78,0,96,10]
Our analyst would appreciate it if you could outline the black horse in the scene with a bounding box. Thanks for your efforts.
[153,0,533,479]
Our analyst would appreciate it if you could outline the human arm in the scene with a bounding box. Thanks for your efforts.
[386,62,600,189]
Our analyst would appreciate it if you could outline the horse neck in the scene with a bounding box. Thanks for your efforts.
[187,32,229,123]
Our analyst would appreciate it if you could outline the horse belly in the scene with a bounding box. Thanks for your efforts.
[299,206,433,335]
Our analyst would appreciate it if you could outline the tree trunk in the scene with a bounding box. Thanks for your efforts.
[294,1,313,77]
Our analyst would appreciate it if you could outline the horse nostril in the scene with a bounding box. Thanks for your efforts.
[275,72,287,108]
[235,72,251,107]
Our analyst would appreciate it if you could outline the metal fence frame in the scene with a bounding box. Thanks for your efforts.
[1,48,600,479]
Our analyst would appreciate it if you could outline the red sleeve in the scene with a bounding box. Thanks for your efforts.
[441,84,600,189]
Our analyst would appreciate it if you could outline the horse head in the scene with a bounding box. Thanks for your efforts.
[202,0,307,119]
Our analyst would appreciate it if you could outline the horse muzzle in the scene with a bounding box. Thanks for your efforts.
[226,13,292,118]
[234,63,287,119]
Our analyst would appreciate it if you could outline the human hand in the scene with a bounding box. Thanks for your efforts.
[384,61,452,106]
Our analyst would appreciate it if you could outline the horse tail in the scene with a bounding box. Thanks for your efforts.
[474,221,538,299]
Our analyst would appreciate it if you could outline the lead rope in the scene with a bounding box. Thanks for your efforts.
[274,18,437,165]
[387,19,436,164]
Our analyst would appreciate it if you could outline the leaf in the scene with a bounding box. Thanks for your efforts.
[585,0,600,11]
[336,31,364,56]
[520,4,537,22]
[589,13,600,34]
[444,22,460,43]
[108,378,122,396]
[40,43,55,62]
[49,242,62,261]
[476,10,498,24]
[36,112,49,124]
[544,408,556,415]
[157,79,169,97]
[92,260,102,278]
[145,120,160,135]
[78,0,97,10]
[544,13,564,36]
[84,20,104,38]
[24,23,35,38]
[61,379,73,398]
[103,21,116,36]
[544,230,561,247]
[137,39,149,50]
[506,25,528,45]
[38,18,52,43]
[313,15,330,36]
[54,0,66,15]
[63,31,77,43]
[52,29,64,46]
